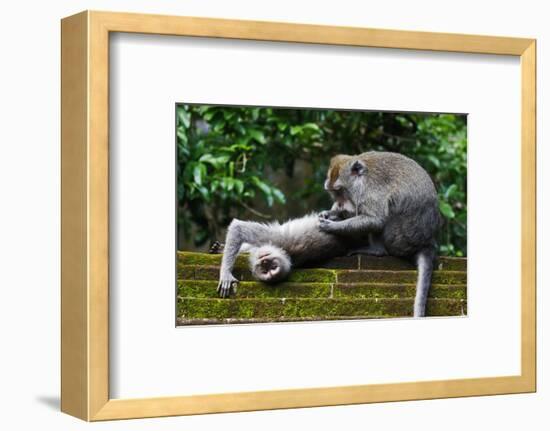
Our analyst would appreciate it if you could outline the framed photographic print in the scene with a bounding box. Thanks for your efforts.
[176,104,468,325]
[61,10,536,421]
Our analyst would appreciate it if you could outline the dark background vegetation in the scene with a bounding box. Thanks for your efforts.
[177,104,467,256]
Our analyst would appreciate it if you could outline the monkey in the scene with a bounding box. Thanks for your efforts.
[216,212,366,298]
[319,151,442,317]
[319,154,388,257]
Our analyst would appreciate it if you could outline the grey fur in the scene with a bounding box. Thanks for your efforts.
[321,151,441,317]
[217,213,364,298]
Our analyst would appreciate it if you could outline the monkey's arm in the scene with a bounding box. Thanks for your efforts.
[218,219,274,298]
[318,214,385,236]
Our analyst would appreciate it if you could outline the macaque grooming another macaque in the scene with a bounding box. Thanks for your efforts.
[321,151,442,317]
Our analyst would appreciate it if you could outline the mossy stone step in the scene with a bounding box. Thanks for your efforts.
[177,251,466,271]
[178,265,466,284]
[177,252,467,324]
[337,270,466,285]
[180,265,337,283]
[334,283,466,299]
[177,297,466,322]
[178,280,467,300]
[360,255,466,271]
[179,280,331,298]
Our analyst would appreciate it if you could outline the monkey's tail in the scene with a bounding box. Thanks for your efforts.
[413,248,435,318]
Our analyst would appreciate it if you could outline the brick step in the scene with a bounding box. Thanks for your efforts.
[179,265,466,284]
[178,280,467,299]
[177,297,466,323]
[178,251,466,271]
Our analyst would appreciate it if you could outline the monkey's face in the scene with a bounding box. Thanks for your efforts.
[327,157,368,207]
[250,245,291,283]
[253,254,285,282]
[337,159,368,202]
[325,155,352,204]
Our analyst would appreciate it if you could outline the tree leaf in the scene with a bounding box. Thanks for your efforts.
[439,201,455,219]
[199,154,229,168]
[251,177,272,197]
[427,154,440,168]
[271,188,286,204]
[193,163,205,186]
[444,184,458,200]
[234,179,244,195]
[176,107,190,128]
[248,129,266,144]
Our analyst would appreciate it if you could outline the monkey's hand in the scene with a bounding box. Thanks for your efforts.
[209,241,225,254]
[217,274,239,298]
[319,210,342,221]
[318,217,338,233]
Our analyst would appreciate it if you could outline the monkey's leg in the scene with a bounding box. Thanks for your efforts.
[348,233,387,256]
[413,249,435,317]
[364,233,388,256]
[349,244,388,257]
[217,219,274,298]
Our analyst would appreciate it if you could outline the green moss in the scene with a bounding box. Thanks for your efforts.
[359,256,467,271]
[337,270,415,284]
[179,265,337,283]
[287,269,336,283]
[436,257,467,271]
[426,298,467,316]
[334,283,466,299]
[432,284,467,299]
[178,265,195,280]
[178,280,332,298]
[179,265,248,281]
[178,298,285,319]
[432,271,467,284]
[336,270,466,284]
[177,251,249,268]
[177,297,466,320]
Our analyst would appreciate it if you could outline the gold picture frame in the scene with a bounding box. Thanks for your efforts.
[61,10,536,421]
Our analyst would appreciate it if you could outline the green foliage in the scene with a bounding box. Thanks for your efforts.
[177,105,467,256]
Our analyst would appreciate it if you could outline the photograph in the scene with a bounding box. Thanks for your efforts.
[176,104,467,325]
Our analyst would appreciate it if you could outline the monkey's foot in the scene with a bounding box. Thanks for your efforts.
[209,241,225,254]
[217,276,238,298]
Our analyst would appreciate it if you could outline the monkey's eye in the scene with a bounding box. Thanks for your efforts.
[351,160,367,176]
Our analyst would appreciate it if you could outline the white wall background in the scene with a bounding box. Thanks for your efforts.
[0,0,546,429]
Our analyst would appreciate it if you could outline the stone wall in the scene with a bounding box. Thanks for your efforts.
[177,251,467,325]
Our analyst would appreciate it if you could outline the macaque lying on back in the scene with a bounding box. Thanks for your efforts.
[215,212,364,298]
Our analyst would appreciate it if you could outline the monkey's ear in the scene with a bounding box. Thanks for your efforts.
[351,160,367,176]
